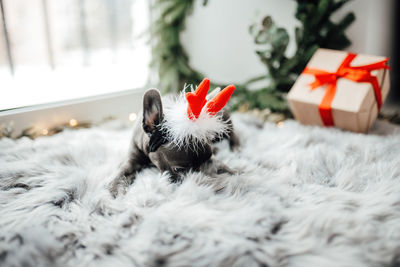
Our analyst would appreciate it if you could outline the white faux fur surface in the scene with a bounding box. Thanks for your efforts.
[1,115,400,267]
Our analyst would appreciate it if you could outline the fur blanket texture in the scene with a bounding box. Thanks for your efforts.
[1,114,400,267]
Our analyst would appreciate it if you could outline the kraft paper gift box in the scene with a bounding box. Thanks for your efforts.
[288,48,390,133]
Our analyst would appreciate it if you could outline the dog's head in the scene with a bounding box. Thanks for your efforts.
[142,79,234,179]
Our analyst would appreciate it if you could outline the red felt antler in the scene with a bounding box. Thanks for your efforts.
[205,85,235,116]
[186,78,235,120]
[186,78,210,119]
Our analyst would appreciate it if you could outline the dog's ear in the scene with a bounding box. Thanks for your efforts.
[142,89,163,134]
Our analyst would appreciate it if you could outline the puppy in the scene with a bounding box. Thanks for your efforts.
[109,79,239,196]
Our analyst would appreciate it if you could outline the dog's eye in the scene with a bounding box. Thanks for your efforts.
[172,166,186,173]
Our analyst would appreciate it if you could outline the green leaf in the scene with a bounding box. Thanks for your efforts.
[331,0,351,13]
[336,12,356,31]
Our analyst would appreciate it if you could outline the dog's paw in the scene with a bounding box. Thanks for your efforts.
[108,174,134,198]
[165,171,183,184]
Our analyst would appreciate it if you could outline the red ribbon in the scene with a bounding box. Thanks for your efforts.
[302,53,390,126]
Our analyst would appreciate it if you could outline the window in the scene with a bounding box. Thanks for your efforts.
[0,0,150,111]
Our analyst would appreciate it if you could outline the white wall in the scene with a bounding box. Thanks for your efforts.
[181,0,395,85]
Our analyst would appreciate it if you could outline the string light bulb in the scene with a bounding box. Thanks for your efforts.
[69,118,78,127]
[42,129,49,135]
[277,121,284,128]
[129,113,137,122]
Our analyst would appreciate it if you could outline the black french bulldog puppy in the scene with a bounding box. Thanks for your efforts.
[110,85,239,197]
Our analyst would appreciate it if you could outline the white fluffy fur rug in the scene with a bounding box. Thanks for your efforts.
[1,115,400,267]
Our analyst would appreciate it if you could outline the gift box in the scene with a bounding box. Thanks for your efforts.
[288,48,390,133]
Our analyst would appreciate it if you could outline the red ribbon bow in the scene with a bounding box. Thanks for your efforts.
[302,53,390,126]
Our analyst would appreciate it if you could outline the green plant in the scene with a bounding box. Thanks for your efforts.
[242,0,355,110]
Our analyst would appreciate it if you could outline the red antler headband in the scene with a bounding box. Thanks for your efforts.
[186,78,235,120]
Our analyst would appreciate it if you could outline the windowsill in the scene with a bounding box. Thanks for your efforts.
[0,87,146,138]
